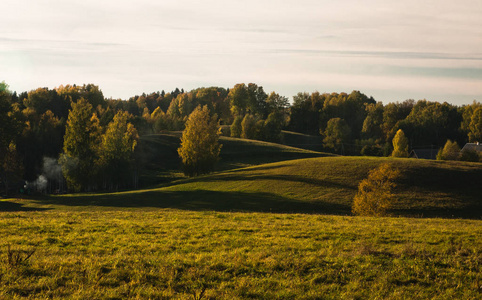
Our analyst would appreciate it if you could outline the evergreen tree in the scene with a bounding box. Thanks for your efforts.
[178,106,221,177]
[391,129,409,157]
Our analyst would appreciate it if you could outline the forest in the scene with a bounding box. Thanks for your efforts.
[0,81,481,194]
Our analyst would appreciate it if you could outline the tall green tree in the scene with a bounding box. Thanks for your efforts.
[0,82,23,195]
[391,129,409,158]
[468,107,482,143]
[289,92,325,135]
[230,116,242,138]
[178,106,222,177]
[228,83,249,116]
[97,111,138,190]
[323,118,351,153]
[60,98,101,191]
[264,112,284,143]
[241,114,257,139]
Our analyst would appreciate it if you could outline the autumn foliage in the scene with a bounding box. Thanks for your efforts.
[352,163,400,216]
[178,106,222,177]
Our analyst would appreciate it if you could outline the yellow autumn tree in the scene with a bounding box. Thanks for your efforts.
[436,140,460,161]
[178,105,222,177]
[391,129,409,157]
[352,163,400,217]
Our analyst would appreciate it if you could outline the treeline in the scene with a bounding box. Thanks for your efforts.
[290,91,481,156]
[0,81,481,194]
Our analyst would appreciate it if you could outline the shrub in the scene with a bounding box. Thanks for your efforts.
[459,149,481,162]
[352,163,400,216]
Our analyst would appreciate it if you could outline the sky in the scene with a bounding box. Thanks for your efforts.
[1,0,482,105]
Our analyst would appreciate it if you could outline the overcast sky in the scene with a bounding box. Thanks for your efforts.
[1,0,482,104]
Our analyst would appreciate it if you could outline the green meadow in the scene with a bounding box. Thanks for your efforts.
[1,135,481,299]
[0,211,481,299]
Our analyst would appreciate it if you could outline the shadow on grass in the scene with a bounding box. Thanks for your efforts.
[183,173,355,191]
[34,190,350,215]
[0,200,50,212]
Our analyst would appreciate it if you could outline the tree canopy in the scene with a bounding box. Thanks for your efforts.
[178,106,222,177]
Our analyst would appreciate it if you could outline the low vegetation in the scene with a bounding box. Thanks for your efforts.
[352,163,400,216]
[0,210,480,299]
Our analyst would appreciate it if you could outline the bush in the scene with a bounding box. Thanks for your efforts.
[352,163,400,216]
[459,149,481,162]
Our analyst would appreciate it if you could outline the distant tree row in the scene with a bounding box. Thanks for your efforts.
[0,81,481,194]
[289,91,481,156]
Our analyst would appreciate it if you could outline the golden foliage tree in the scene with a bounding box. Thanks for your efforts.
[178,106,222,177]
[352,163,400,217]
[436,140,460,161]
[391,129,409,157]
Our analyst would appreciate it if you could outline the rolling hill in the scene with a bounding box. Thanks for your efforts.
[14,156,482,219]
[135,133,333,185]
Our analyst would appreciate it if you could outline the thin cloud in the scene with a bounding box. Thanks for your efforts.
[267,49,482,61]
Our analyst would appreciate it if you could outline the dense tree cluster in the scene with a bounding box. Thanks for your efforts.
[0,80,480,194]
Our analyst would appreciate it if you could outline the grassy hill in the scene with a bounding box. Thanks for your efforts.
[281,130,325,152]
[136,133,333,186]
[10,156,481,219]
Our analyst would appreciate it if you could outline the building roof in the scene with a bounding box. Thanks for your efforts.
[461,143,482,152]
[409,149,438,160]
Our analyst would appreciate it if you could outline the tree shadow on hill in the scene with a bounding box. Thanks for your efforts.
[398,165,482,203]
[181,173,355,191]
[0,200,50,212]
[394,165,482,219]
[34,190,350,215]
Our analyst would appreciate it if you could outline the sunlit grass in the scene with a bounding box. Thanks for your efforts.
[1,155,480,298]
[0,210,480,299]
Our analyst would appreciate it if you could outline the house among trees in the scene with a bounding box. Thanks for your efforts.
[409,148,438,160]
[461,142,482,153]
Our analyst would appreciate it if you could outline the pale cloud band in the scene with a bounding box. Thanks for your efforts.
[1,0,481,105]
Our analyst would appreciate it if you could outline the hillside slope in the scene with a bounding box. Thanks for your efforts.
[31,156,482,218]
[136,133,333,185]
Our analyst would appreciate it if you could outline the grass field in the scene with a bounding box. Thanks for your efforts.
[1,143,481,298]
[0,210,481,299]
